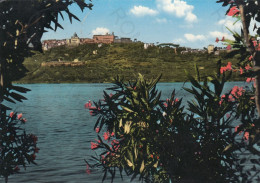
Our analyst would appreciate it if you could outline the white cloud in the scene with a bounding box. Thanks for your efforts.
[185,12,197,22]
[218,17,260,37]
[217,17,241,32]
[156,0,197,22]
[130,6,158,17]
[156,18,167,23]
[184,34,206,42]
[209,31,234,40]
[92,27,110,35]
[173,38,186,44]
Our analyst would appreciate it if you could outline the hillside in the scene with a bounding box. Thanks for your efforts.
[18,43,242,83]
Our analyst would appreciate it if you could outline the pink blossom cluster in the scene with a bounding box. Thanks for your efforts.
[252,40,260,51]
[215,36,225,43]
[234,124,255,141]
[220,62,252,75]
[163,98,179,108]
[89,129,120,173]
[85,100,100,116]
[220,62,232,74]
[227,6,239,16]
[9,112,27,123]
[231,86,244,99]
[219,86,244,105]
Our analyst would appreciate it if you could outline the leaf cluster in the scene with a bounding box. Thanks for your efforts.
[87,69,259,182]
[0,113,39,180]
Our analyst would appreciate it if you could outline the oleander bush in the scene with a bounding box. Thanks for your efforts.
[86,68,259,182]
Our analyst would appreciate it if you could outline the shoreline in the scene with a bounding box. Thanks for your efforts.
[13,79,247,85]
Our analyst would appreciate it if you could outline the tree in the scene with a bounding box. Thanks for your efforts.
[216,0,260,156]
[0,0,93,182]
[217,0,260,115]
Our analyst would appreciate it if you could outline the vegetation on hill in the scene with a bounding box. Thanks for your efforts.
[19,43,242,83]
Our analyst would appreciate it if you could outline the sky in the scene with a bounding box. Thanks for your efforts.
[41,0,239,49]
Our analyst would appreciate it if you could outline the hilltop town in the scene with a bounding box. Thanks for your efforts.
[42,32,133,50]
[42,32,233,55]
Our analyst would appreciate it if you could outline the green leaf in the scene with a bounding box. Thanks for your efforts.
[223,143,233,152]
[9,92,27,102]
[10,85,31,93]
[185,70,201,89]
[3,96,16,104]
[121,106,134,113]
[147,74,162,90]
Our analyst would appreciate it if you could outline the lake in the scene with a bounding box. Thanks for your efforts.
[1,82,253,183]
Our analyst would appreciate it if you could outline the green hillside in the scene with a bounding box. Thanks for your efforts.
[18,43,242,83]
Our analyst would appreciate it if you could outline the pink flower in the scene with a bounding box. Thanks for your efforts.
[249,55,253,61]
[253,41,257,47]
[85,100,92,109]
[226,62,232,70]
[228,95,235,101]
[226,45,232,50]
[10,111,14,118]
[86,164,91,174]
[215,37,219,43]
[111,132,115,136]
[220,67,227,74]
[163,102,168,107]
[109,93,113,97]
[231,86,244,98]
[221,36,225,41]
[234,125,239,133]
[89,111,94,116]
[246,78,252,83]
[21,118,27,123]
[243,132,249,141]
[17,113,22,120]
[227,6,239,16]
[103,131,110,140]
[245,64,251,70]
[95,127,100,133]
[91,142,99,150]
[240,67,243,75]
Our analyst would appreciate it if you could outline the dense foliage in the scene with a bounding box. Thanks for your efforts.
[86,70,259,182]
[0,0,93,182]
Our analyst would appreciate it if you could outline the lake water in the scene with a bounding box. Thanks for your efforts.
[0,82,254,183]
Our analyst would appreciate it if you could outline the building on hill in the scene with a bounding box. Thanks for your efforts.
[42,39,66,50]
[82,38,95,44]
[66,32,80,46]
[42,32,133,50]
[208,45,215,54]
[93,33,115,44]
[114,37,132,43]
[144,43,155,49]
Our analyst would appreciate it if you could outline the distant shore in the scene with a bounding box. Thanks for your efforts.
[18,43,243,84]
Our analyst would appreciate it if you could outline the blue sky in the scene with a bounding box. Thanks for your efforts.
[42,0,237,48]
